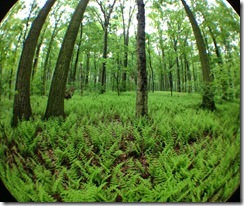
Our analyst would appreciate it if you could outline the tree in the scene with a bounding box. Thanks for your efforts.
[146,34,155,92]
[44,0,90,119]
[95,0,117,94]
[42,4,64,95]
[70,23,83,85]
[136,0,148,117]
[11,0,57,127]
[181,0,216,111]
[119,0,135,92]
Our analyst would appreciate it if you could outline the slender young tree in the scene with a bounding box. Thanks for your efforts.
[136,0,148,117]
[71,23,83,85]
[120,0,135,92]
[44,0,90,119]
[42,6,64,95]
[95,0,117,94]
[12,0,56,127]
[181,0,216,111]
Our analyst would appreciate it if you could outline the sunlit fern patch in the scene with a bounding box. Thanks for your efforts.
[0,92,240,202]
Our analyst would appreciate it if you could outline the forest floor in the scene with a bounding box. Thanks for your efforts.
[0,91,240,202]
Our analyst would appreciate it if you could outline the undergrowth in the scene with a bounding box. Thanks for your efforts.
[0,91,240,202]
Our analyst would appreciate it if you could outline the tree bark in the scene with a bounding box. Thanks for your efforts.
[72,24,83,85]
[147,35,154,93]
[173,38,181,92]
[85,51,90,87]
[136,0,148,117]
[181,0,215,111]
[96,0,117,94]
[12,0,56,127]
[44,0,89,119]
[120,1,135,92]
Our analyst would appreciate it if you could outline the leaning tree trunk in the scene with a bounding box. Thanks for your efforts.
[135,0,148,117]
[44,0,89,119]
[12,0,56,127]
[181,0,216,111]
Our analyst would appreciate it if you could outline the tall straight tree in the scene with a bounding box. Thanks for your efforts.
[95,0,117,94]
[12,0,56,127]
[181,0,216,111]
[120,0,135,92]
[136,0,148,117]
[44,0,90,119]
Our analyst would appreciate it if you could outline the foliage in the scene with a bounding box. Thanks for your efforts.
[0,92,240,202]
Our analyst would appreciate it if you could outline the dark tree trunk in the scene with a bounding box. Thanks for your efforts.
[100,23,108,94]
[136,0,148,117]
[72,24,83,85]
[147,35,154,93]
[85,52,90,87]
[173,39,181,92]
[181,0,215,111]
[96,0,117,94]
[169,70,173,96]
[120,2,134,92]
[12,0,56,127]
[121,32,129,92]
[80,63,84,95]
[184,54,192,93]
[44,0,89,119]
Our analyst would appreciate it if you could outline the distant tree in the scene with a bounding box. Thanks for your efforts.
[12,0,57,127]
[44,0,89,119]
[119,0,135,92]
[181,0,216,111]
[70,23,83,85]
[42,4,64,95]
[95,0,117,94]
[136,0,148,117]
[146,34,154,92]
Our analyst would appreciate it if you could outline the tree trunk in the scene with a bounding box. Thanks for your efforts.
[120,2,134,92]
[147,35,154,93]
[72,24,83,85]
[85,52,90,87]
[173,39,181,92]
[80,63,84,95]
[12,0,56,127]
[100,25,108,94]
[96,0,116,94]
[184,54,192,93]
[136,0,148,117]
[181,0,215,111]
[44,0,89,119]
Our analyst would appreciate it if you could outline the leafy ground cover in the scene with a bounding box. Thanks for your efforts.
[0,92,240,202]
